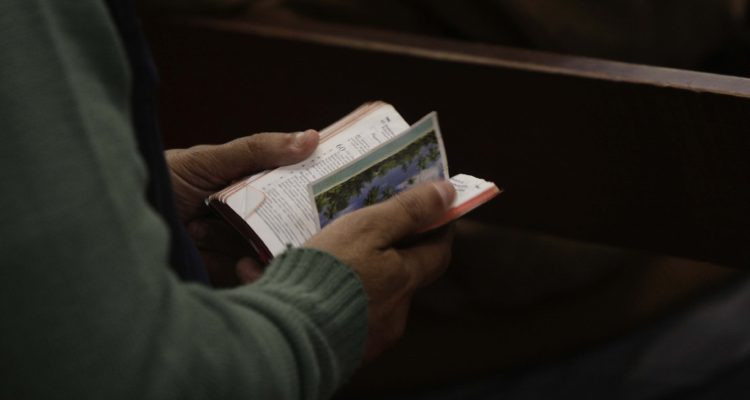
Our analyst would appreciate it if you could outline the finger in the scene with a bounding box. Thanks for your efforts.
[208,130,319,184]
[236,257,264,284]
[398,224,455,288]
[199,250,241,288]
[356,181,456,246]
[187,218,250,255]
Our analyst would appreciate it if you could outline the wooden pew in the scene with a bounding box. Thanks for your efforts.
[146,14,750,268]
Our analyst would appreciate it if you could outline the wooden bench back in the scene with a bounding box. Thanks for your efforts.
[146,16,750,266]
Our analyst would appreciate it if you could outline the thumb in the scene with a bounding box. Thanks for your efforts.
[362,180,456,245]
[205,130,319,185]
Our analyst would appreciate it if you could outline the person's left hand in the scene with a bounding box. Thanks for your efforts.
[165,130,319,286]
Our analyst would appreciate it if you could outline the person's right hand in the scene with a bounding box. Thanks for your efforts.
[304,181,456,362]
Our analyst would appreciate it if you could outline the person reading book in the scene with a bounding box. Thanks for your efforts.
[1,1,456,399]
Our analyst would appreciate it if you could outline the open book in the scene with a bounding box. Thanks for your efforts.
[208,102,500,264]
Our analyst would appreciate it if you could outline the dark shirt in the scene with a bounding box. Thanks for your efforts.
[104,0,208,283]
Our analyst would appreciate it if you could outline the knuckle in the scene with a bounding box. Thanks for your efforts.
[433,248,452,277]
[342,212,381,236]
[383,256,410,289]
[187,221,209,244]
[443,245,453,268]
[384,310,408,345]
[181,145,216,167]
[393,192,427,226]
[191,144,213,152]
[187,221,201,238]
[241,135,266,158]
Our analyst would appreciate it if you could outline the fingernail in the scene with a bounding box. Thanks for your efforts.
[292,129,317,150]
[432,180,456,209]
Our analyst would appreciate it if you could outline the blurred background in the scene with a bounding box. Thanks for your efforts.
[241,0,750,76]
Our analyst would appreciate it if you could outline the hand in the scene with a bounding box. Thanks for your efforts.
[166,130,319,286]
[304,181,456,362]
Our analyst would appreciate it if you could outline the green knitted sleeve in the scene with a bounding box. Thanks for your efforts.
[0,1,367,398]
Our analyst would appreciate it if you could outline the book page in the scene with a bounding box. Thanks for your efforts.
[311,112,448,230]
[423,174,501,230]
[225,103,410,256]
[449,174,498,208]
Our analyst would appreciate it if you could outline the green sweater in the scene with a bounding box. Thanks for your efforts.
[0,1,367,398]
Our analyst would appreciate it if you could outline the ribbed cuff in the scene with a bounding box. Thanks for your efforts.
[255,247,368,381]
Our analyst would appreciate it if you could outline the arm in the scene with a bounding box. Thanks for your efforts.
[0,2,363,398]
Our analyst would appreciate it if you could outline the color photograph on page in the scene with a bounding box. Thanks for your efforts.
[311,113,448,229]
